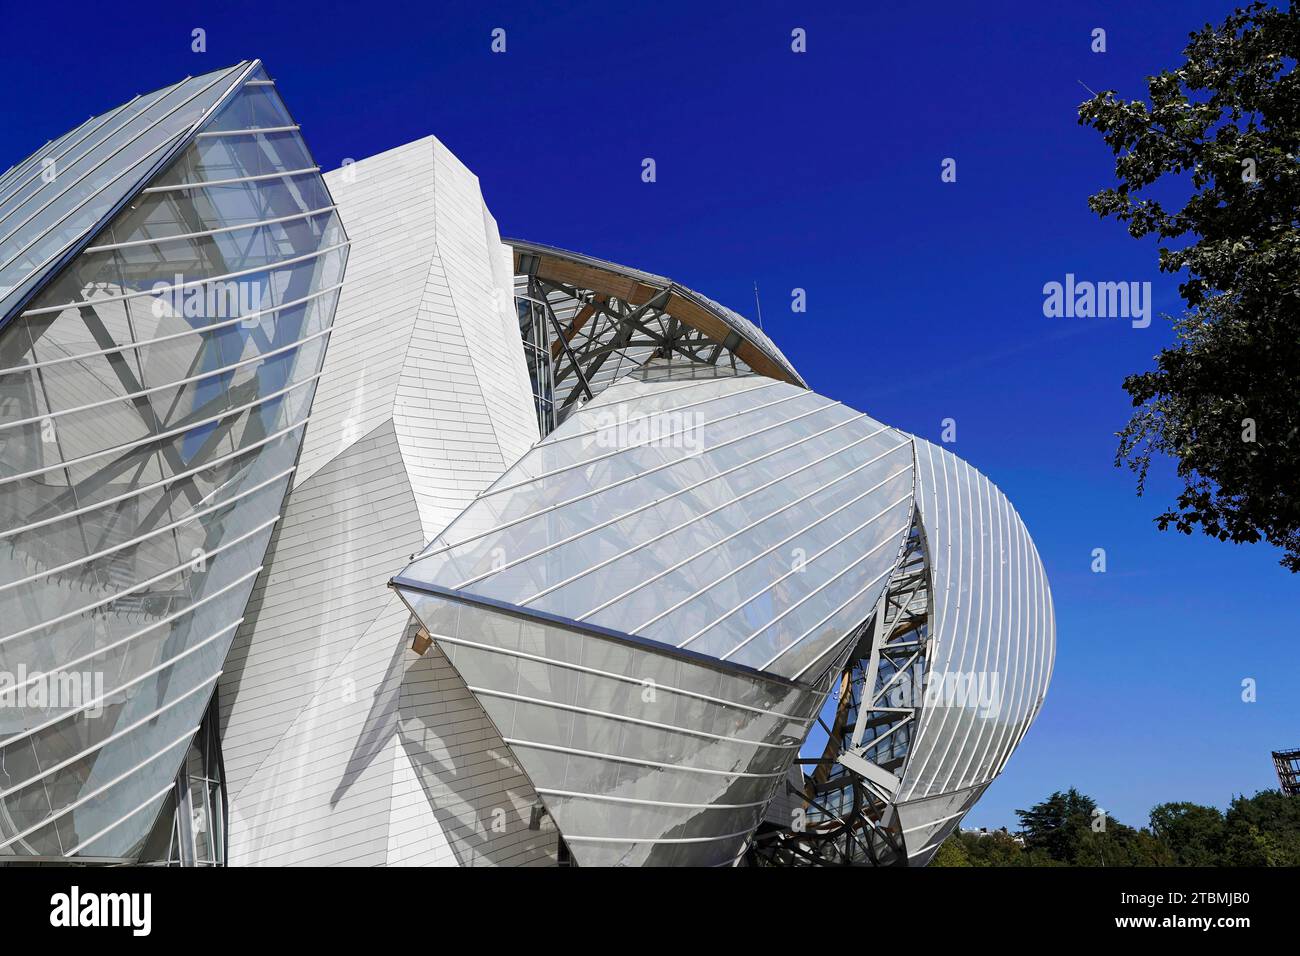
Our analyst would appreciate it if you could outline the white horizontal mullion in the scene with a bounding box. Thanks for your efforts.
[503,738,786,780]
[21,240,349,317]
[467,685,797,751]
[0,282,343,377]
[194,124,299,138]
[0,326,331,432]
[140,166,319,193]
[83,204,335,253]
[66,783,175,857]
[0,373,320,486]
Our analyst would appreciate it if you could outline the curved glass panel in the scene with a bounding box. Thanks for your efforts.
[0,63,346,862]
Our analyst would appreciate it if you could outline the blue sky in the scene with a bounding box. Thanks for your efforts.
[3,0,1294,830]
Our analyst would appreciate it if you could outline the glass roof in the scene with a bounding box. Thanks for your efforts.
[397,372,915,682]
[0,63,248,330]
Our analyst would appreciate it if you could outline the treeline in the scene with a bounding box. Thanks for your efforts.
[932,787,1300,866]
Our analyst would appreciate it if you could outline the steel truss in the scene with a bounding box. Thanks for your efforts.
[514,271,752,435]
[747,515,932,866]
[1274,748,1300,796]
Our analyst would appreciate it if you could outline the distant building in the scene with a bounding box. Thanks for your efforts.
[960,826,1025,846]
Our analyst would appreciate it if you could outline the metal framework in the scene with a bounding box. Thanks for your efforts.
[145,694,228,866]
[511,240,803,434]
[1274,748,1300,796]
[516,271,749,426]
[748,515,931,866]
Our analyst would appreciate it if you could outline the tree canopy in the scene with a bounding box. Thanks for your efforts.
[933,786,1300,866]
[1078,2,1300,569]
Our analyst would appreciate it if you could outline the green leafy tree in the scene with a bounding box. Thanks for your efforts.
[962,829,1026,866]
[1079,2,1300,569]
[929,835,972,866]
[1149,801,1227,864]
[1222,789,1300,864]
[1075,822,1178,866]
[930,787,1297,866]
[1016,788,1099,862]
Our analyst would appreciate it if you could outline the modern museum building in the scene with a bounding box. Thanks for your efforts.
[0,61,1055,867]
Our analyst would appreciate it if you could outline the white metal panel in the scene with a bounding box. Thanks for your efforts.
[219,137,553,866]
[897,438,1054,804]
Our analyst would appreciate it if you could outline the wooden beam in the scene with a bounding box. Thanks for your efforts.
[514,247,801,386]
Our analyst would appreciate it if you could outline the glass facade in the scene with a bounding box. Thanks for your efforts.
[516,286,557,436]
[394,369,1055,866]
[402,373,915,681]
[0,62,346,861]
[0,66,245,325]
[394,586,830,867]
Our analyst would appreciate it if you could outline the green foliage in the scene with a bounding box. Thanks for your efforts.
[929,835,972,866]
[929,787,1298,866]
[1016,787,1098,861]
[960,829,1025,866]
[1222,789,1300,864]
[1078,2,1300,569]
[1150,801,1227,864]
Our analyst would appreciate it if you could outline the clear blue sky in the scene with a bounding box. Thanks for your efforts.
[3,0,1294,830]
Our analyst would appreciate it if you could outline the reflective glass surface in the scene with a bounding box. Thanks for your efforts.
[0,64,346,860]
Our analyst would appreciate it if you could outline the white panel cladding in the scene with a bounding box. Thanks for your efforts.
[897,438,1055,804]
[391,137,539,539]
[219,136,553,866]
[386,738,456,867]
[219,421,423,799]
[298,140,439,486]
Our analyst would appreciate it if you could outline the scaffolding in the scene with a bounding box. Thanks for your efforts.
[1273,749,1300,796]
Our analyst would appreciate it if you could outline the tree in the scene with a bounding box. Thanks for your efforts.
[1078,2,1300,569]
[1016,788,1099,862]
[930,787,1297,866]
[962,829,1026,866]
[1149,801,1227,865]
[1222,789,1300,864]
[929,835,972,866]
